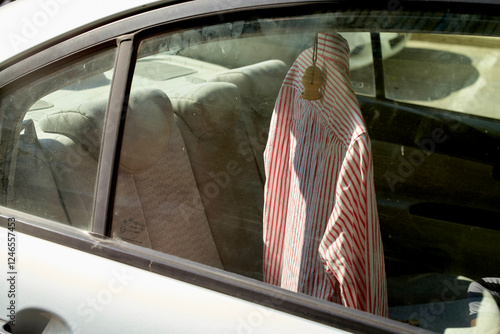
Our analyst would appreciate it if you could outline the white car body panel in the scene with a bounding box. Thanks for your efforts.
[0,0,164,64]
[0,227,349,333]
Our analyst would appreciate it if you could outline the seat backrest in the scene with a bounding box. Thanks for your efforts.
[168,81,265,278]
[39,89,222,268]
[208,59,288,180]
[38,96,107,229]
[165,60,289,279]
[9,119,70,224]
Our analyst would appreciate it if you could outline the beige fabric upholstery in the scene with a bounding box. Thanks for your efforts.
[168,82,241,139]
[115,122,222,268]
[40,100,104,160]
[10,120,70,224]
[113,172,153,248]
[39,89,223,268]
[119,90,173,173]
[38,96,107,229]
[162,60,288,279]
[209,60,288,179]
[37,133,96,229]
[113,90,222,267]
[34,57,288,276]
[209,60,288,101]
[169,82,265,278]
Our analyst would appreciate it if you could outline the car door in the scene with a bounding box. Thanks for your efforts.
[1,1,500,334]
[348,14,500,333]
[0,1,407,333]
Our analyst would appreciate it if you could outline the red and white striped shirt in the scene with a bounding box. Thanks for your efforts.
[263,33,388,317]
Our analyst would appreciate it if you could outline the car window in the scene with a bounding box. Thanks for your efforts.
[0,48,116,230]
[110,11,500,333]
[383,33,500,119]
[341,31,376,96]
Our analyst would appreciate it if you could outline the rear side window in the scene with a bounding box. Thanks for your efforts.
[110,10,500,333]
[0,48,116,230]
[383,33,500,119]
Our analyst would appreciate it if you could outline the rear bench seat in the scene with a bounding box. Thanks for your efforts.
[29,58,288,279]
[168,81,264,278]
[165,59,288,279]
[9,119,71,225]
[37,89,222,268]
[207,60,288,179]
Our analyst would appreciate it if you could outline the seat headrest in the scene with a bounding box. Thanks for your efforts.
[209,60,288,100]
[168,82,241,140]
[39,97,105,160]
[40,89,174,173]
[120,89,173,173]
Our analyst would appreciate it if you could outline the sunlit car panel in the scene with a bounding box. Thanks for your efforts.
[1,1,500,334]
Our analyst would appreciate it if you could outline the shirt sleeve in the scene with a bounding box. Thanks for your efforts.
[318,133,388,317]
[263,85,295,286]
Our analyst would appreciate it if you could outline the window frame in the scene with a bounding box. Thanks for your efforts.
[2,1,500,333]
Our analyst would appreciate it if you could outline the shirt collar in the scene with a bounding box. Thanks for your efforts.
[317,33,350,73]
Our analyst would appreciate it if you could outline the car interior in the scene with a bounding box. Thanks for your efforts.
[3,11,500,333]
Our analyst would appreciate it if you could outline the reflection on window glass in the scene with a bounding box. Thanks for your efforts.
[110,12,500,334]
[340,32,376,96]
[383,33,500,120]
[0,49,116,230]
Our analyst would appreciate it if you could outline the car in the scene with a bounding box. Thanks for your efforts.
[340,32,410,70]
[1,0,500,333]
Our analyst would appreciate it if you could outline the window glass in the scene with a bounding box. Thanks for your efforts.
[383,33,500,119]
[341,32,376,96]
[0,48,116,230]
[112,12,500,333]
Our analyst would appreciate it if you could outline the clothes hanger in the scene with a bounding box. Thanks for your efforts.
[301,34,323,101]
